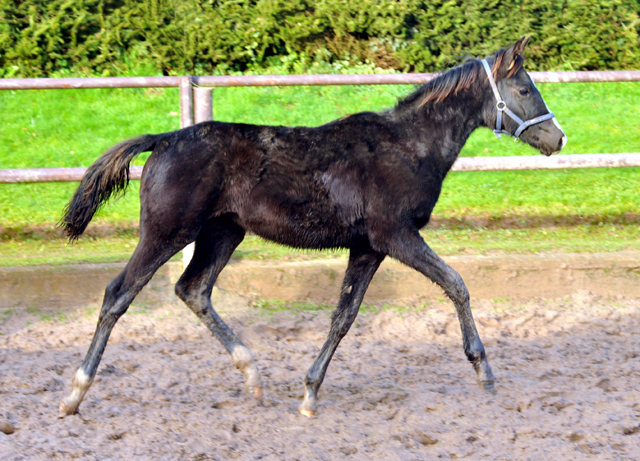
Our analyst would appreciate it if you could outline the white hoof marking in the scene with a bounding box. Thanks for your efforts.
[59,368,93,416]
[231,345,262,389]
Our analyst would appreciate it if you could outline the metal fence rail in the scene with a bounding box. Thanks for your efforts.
[1,70,640,184]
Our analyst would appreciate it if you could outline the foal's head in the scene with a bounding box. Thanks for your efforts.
[482,37,567,156]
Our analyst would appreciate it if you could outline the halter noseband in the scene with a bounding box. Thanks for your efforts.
[481,59,555,139]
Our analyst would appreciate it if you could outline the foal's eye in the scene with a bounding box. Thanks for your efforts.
[519,88,530,96]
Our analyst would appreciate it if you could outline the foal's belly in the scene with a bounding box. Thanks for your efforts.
[235,199,363,250]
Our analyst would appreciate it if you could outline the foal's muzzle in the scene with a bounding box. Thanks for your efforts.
[537,118,568,156]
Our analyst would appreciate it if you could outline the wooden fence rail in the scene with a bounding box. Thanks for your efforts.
[2,70,639,183]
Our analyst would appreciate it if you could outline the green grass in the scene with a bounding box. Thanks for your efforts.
[24,305,68,323]
[251,298,333,312]
[0,233,180,266]
[0,76,639,229]
[1,224,637,267]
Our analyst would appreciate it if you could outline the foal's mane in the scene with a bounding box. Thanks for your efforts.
[397,46,525,109]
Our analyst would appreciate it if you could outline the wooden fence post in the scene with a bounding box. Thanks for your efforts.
[182,86,214,268]
[194,87,214,124]
[179,76,194,129]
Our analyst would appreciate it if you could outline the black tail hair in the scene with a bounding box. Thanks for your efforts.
[60,134,158,240]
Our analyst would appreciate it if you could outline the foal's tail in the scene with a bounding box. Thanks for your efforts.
[60,134,159,241]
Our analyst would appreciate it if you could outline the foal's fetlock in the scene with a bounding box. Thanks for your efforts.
[59,368,94,417]
[473,360,496,394]
[231,345,263,402]
[299,384,318,418]
[465,340,495,393]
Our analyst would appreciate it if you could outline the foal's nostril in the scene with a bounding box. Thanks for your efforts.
[558,135,567,151]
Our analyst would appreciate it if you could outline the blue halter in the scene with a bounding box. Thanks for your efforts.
[481,59,555,139]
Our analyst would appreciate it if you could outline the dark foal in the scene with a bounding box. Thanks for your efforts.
[59,37,566,417]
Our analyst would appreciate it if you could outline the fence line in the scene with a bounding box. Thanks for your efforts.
[2,70,640,91]
[3,153,640,184]
[2,70,640,184]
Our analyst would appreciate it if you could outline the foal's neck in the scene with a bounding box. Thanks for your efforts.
[395,81,487,172]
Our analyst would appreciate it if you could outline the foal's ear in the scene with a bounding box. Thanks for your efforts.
[504,36,530,70]
[512,36,530,57]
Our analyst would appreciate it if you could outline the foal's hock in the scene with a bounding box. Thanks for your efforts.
[59,37,566,417]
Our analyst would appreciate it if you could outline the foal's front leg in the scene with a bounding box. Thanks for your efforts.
[384,229,495,392]
[300,246,384,417]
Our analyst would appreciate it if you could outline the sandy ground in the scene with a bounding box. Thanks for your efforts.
[1,290,640,460]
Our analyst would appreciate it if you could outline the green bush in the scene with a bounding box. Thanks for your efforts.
[1,0,639,77]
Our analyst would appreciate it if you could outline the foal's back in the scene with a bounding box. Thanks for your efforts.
[142,114,425,250]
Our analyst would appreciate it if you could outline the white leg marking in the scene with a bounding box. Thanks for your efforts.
[231,345,263,399]
[299,384,318,417]
[59,368,93,416]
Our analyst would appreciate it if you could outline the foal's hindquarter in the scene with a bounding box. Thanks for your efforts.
[60,38,565,417]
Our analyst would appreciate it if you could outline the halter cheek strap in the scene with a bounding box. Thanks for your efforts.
[481,59,555,139]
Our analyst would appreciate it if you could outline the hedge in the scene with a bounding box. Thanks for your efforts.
[1,0,639,77]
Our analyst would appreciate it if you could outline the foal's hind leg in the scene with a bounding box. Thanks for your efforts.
[174,217,264,401]
[382,229,495,392]
[300,245,384,417]
[59,235,185,416]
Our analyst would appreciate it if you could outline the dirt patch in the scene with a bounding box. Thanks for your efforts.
[1,292,640,460]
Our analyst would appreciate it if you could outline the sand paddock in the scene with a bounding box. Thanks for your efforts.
[1,291,639,460]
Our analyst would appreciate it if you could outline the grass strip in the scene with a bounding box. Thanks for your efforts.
[1,224,638,267]
[1,80,639,229]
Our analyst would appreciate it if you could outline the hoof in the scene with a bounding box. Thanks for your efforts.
[299,407,315,418]
[248,386,264,402]
[479,379,496,394]
[300,384,317,417]
[58,397,79,418]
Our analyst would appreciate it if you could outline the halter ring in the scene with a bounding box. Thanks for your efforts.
[496,100,507,111]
